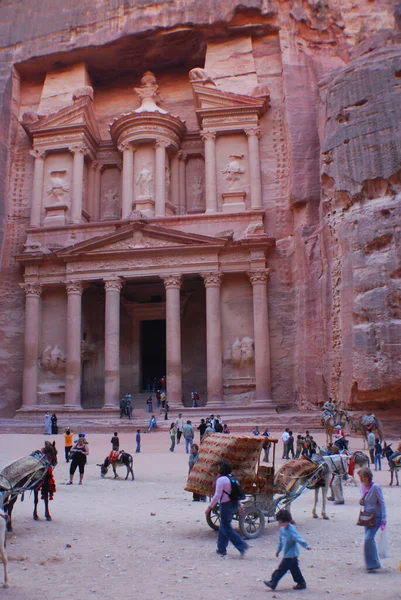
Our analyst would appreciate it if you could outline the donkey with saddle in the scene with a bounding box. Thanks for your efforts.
[98,450,134,480]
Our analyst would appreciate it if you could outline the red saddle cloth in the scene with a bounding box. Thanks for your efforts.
[109,451,119,462]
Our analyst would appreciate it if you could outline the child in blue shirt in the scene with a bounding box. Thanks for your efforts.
[264,509,311,591]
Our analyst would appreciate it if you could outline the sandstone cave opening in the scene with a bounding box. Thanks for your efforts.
[140,319,166,391]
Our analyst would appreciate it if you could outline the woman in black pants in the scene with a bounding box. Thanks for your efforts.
[67,437,89,485]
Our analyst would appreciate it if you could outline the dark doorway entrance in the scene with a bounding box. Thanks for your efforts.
[141,320,166,391]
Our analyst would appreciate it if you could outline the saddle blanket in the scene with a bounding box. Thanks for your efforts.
[109,451,120,462]
[185,433,266,497]
[274,457,318,494]
[0,456,46,492]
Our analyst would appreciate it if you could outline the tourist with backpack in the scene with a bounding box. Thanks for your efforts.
[205,460,248,557]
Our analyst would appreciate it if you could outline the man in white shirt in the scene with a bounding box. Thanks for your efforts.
[281,428,290,459]
[175,413,184,445]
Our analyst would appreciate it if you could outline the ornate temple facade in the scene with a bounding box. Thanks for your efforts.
[17,66,275,412]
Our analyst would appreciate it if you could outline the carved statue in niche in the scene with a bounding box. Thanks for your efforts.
[134,71,167,114]
[40,345,66,374]
[192,175,204,209]
[102,188,120,219]
[231,337,255,369]
[46,170,70,205]
[221,155,245,189]
[136,165,153,199]
[165,166,171,203]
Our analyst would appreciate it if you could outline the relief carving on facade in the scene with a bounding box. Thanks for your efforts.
[102,188,120,220]
[244,220,265,237]
[189,68,216,87]
[40,344,66,374]
[134,71,167,114]
[231,337,255,369]
[136,165,153,199]
[46,170,70,206]
[221,155,245,189]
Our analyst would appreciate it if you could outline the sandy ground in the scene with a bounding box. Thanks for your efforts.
[0,429,400,600]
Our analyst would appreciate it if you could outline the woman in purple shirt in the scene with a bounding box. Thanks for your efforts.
[205,460,248,557]
[358,466,387,571]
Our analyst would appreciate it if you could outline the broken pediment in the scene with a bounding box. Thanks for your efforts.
[21,88,100,152]
[54,222,226,259]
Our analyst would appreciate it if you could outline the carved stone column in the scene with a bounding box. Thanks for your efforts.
[248,269,271,403]
[163,275,182,406]
[170,153,180,210]
[104,278,123,407]
[245,127,263,210]
[21,282,42,408]
[119,142,135,219]
[29,149,46,228]
[202,273,223,404]
[155,139,169,217]
[69,143,87,224]
[178,151,187,215]
[92,161,102,221]
[65,281,84,408]
[201,131,217,213]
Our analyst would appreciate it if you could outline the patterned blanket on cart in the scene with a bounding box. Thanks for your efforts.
[274,457,318,495]
[0,455,47,493]
[185,433,265,497]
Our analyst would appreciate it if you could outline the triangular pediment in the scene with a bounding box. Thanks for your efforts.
[191,82,269,113]
[21,96,100,143]
[55,222,226,259]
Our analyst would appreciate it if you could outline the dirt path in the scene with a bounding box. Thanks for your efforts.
[0,430,400,600]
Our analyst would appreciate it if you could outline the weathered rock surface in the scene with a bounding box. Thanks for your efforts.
[0,1,400,416]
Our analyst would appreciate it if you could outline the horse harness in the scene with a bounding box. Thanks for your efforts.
[327,454,348,476]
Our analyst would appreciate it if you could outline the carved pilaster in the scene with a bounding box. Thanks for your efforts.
[247,269,270,285]
[202,272,223,287]
[163,275,182,289]
[66,280,84,295]
[20,282,42,297]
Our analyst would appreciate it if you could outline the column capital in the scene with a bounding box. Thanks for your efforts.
[29,148,46,159]
[162,275,182,289]
[104,278,124,292]
[156,138,170,149]
[118,141,134,153]
[247,269,270,285]
[200,130,216,142]
[245,126,262,138]
[177,150,188,162]
[92,160,102,171]
[66,280,84,295]
[69,142,89,155]
[20,282,42,297]
[202,272,223,287]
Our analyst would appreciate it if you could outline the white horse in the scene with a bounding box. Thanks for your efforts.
[0,510,8,588]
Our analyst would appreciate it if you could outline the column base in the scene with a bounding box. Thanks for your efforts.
[221,191,246,213]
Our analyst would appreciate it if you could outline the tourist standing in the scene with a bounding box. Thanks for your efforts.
[67,437,89,485]
[169,423,176,452]
[183,420,195,454]
[44,411,52,435]
[286,431,295,459]
[295,435,304,459]
[205,460,248,557]
[358,466,386,571]
[51,413,58,435]
[63,428,73,463]
[281,429,289,459]
[164,401,169,421]
[262,428,271,462]
[197,418,207,441]
[110,432,119,452]
[264,509,311,591]
[374,438,382,471]
[147,396,153,413]
[367,430,375,464]
[119,397,126,418]
[175,413,184,444]
[136,429,141,453]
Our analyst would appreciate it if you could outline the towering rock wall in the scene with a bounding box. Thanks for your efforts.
[0,0,400,415]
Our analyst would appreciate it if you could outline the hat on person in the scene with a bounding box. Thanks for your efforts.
[335,425,341,429]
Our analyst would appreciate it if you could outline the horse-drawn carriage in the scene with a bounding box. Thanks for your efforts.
[185,433,330,539]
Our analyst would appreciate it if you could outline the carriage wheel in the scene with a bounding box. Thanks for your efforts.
[239,506,266,539]
[206,506,220,531]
